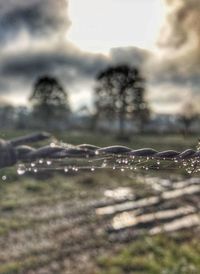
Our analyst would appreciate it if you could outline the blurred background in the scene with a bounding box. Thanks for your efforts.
[0,0,200,273]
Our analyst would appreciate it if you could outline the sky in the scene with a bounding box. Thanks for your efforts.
[67,0,165,54]
[0,0,200,113]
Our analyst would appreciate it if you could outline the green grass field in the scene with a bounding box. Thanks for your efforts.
[1,129,199,150]
[0,130,199,273]
[97,233,200,274]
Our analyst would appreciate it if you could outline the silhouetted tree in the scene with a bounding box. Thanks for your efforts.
[16,106,30,129]
[30,76,70,129]
[0,104,16,129]
[179,101,198,135]
[94,65,149,136]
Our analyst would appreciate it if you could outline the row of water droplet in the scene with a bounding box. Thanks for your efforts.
[12,155,200,178]
[0,155,199,182]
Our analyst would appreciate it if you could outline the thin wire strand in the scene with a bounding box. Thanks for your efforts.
[0,132,199,174]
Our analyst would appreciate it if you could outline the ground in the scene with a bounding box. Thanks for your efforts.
[0,131,199,274]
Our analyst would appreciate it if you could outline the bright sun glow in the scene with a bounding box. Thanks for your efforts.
[67,0,165,54]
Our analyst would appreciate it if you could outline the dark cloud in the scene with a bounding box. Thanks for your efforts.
[0,46,109,91]
[147,57,200,88]
[0,0,70,43]
[110,47,151,67]
[0,0,105,95]
[0,44,150,96]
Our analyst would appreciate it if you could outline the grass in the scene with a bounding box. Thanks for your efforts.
[0,130,199,273]
[1,129,199,150]
[54,130,199,151]
[97,233,200,274]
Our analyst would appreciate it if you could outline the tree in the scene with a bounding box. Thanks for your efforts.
[179,101,198,135]
[16,106,30,129]
[0,104,16,129]
[94,65,149,136]
[29,76,70,129]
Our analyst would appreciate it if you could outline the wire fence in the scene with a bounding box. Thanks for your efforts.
[0,132,199,174]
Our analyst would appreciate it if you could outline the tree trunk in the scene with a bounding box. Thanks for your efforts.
[119,112,125,137]
[119,91,126,138]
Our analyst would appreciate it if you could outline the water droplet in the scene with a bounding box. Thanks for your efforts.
[64,167,68,172]
[31,162,35,167]
[91,167,95,172]
[39,159,44,164]
[46,160,52,166]
[2,175,7,181]
[33,168,38,173]
[50,143,56,148]
[17,165,26,175]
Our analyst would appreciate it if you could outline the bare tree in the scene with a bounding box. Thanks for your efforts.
[29,76,70,129]
[179,101,198,135]
[94,65,149,136]
[0,104,16,129]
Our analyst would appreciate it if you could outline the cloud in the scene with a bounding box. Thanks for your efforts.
[0,0,107,97]
[142,0,200,110]
[110,47,151,68]
[160,0,200,51]
[0,44,149,100]
[0,44,109,92]
[0,0,70,44]
[0,0,199,113]
[0,0,151,101]
[155,0,200,78]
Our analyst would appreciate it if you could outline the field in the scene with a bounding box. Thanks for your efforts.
[0,131,200,274]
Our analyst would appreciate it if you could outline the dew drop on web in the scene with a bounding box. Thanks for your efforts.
[46,160,52,166]
[17,164,26,175]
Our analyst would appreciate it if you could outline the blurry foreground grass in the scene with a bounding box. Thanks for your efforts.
[0,130,199,273]
[97,233,200,274]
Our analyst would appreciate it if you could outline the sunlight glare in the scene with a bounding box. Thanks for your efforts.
[67,0,165,54]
